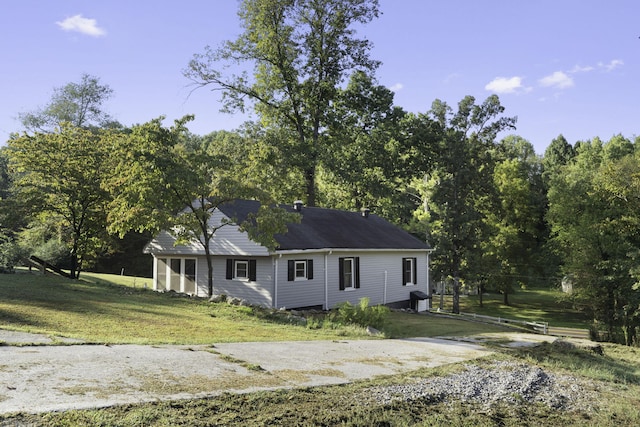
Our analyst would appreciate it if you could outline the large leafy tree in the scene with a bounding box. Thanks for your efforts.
[547,137,640,344]
[185,0,381,206]
[107,116,297,296]
[413,95,516,313]
[18,74,118,132]
[321,71,417,221]
[7,125,114,278]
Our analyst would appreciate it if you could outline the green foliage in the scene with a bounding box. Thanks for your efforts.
[329,297,389,330]
[186,0,381,206]
[0,232,24,273]
[17,73,117,132]
[412,95,516,313]
[7,124,116,278]
[547,136,640,345]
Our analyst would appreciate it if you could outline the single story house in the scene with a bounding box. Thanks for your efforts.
[144,200,432,310]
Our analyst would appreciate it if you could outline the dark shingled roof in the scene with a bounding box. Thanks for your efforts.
[218,199,430,251]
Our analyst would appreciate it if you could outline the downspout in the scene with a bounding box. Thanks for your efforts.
[324,251,330,310]
[274,256,279,309]
[383,270,388,305]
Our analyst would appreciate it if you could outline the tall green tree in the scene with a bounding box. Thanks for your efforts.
[185,0,381,206]
[321,71,415,221]
[547,137,640,344]
[413,95,516,313]
[18,74,118,132]
[7,124,114,278]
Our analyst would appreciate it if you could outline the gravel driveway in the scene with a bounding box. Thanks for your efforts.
[0,330,547,415]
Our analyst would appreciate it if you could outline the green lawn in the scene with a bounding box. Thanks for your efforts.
[435,286,591,328]
[0,270,510,344]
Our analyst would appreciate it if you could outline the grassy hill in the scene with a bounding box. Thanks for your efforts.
[0,270,510,344]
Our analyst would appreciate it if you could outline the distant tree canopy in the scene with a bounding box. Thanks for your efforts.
[18,74,119,132]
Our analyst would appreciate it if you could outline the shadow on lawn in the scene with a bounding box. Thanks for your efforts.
[513,341,640,385]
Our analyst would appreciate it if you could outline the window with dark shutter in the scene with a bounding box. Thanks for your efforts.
[402,257,417,286]
[339,257,359,290]
[288,259,314,281]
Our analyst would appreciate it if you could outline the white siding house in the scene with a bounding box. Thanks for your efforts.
[144,200,432,310]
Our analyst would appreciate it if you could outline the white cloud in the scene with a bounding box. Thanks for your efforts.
[539,71,574,89]
[484,76,526,94]
[56,14,106,37]
[569,64,594,73]
[599,59,623,72]
[389,83,404,92]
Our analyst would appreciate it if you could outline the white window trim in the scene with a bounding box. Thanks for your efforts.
[234,260,249,280]
[343,257,355,290]
[404,258,416,286]
[294,260,308,281]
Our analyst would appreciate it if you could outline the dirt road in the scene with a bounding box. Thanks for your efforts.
[0,330,549,415]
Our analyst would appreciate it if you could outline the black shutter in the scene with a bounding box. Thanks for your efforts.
[412,257,418,285]
[287,260,294,281]
[354,257,360,289]
[338,258,345,290]
[402,258,408,286]
[307,260,313,280]
[226,259,233,279]
[249,260,257,281]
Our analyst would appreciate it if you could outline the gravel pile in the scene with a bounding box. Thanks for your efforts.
[368,361,596,411]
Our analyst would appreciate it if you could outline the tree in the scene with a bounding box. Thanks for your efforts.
[547,137,640,344]
[482,158,538,304]
[413,95,516,313]
[107,116,298,296]
[321,71,415,221]
[185,0,381,206]
[18,74,117,132]
[7,124,114,278]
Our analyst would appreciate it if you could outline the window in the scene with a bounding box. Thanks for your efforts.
[235,260,249,279]
[169,259,181,291]
[339,257,360,290]
[287,259,314,281]
[184,259,196,294]
[403,257,417,286]
[156,258,197,294]
[226,259,257,281]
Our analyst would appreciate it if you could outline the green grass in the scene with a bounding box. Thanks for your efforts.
[0,270,506,344]
[0,271,371,344]
[436,286,591,328]
[2,271,640,425]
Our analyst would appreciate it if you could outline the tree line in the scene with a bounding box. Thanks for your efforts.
[1,0,638,345]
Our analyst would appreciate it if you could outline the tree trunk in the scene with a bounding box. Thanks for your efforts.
[203,236,214,296]
[478,284,483,308]
[503,289,509,305]
[452,275,460,314]
[305,166,316,207]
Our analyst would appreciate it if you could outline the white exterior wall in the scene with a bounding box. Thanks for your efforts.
[209,256,273,307]
[273,254,326,309]
[325,251,429,309]
[145,210,270,257]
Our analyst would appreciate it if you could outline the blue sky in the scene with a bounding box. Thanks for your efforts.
[1,0,637,154]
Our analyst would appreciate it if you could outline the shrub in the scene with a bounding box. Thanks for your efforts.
[0,234,25,273]
[329,297,389,330]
